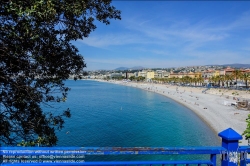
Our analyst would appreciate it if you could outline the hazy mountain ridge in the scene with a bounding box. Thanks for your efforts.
[114,66,144,71]
[114,67,128,71]
[114,64,250,71]
[220,63,250,68]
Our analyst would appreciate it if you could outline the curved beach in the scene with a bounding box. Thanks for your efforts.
[102,80,250,145]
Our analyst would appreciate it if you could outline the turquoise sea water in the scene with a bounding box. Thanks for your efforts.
[48,80,220,161]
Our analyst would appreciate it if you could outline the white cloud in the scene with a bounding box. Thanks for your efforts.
[79,10,250,50]
[78,33,152,48]
[123,10,250,49]
[79,6,250,70]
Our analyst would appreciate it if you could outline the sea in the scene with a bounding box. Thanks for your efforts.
[47,80,220,161]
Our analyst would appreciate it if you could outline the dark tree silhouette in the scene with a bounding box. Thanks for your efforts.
[0,0,121,146]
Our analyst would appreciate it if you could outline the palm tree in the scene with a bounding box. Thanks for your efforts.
[162,78,168,84]
[219,75,225,87]
[224,74,233,88]
[240,73,250,89]
[159,78,165,84]
[176,77,181,84]
[193,75,203,86]
[215,75,221,87]
[209,76,216,86]
[129,76,136,81]
[172,77,177,84]
[180,77,185,85]
[183,76,187,84]
[166,78,171,83]
[198,77,204,86]
[137,76,145,82]
[231,70,243,88]
[187,76,192,85]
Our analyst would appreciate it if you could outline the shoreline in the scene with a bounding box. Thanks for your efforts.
[96,79,250,145]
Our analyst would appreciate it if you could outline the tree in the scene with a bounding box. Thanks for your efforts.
[243,114,250,143]
[0,0,121,146]
[106,76,111,80]
[214,75,224,87]
[224,74,233,88]
[240,72,250,89]
[193,76,198,86]
[136,76,145,82]
[182,76,191,85]
[231,70,243,88]
[198,76,204,86]
[129,76,135,81]
[209,76,216,85]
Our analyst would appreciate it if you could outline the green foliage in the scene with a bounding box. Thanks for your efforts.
[129,76,136,81]
[136,76,145,81]
[112,76,125,80]
[106,76,110,80]
[243,114,250,140]
[232,91,239,96]
[17,136,49,147]
[231,70,243,88]
[240,73,250,89]
[0,0,121,146]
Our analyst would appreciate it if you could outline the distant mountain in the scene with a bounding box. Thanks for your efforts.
[129,66,144,70]
[206,63,250,68]
[221,63,250,68]
[114,66,144,71]
[114,67,128,71]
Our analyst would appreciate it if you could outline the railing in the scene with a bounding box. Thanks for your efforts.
[0,128,249,166]
[239,146,250,166]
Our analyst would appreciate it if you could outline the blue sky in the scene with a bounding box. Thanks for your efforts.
[74,1,250,71]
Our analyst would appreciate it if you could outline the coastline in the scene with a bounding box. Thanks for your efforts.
[96,79,250,145]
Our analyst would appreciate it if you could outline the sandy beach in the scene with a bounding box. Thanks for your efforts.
[100,80,250,145]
